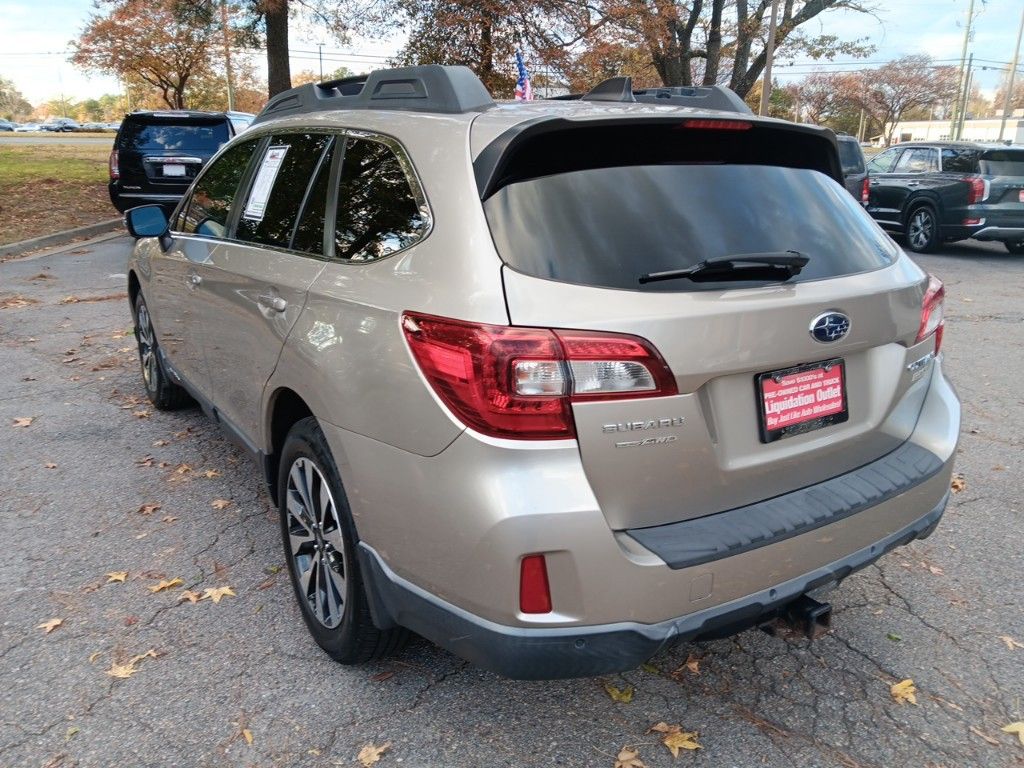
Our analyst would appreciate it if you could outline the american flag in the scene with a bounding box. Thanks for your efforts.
[514,51,533,101]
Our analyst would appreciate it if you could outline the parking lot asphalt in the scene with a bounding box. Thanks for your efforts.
[1,235,1021,768]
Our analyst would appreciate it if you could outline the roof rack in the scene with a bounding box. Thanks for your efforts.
[252,65,496,125]
[552,76,753,114]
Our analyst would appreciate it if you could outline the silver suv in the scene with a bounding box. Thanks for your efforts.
[124,66,960,680]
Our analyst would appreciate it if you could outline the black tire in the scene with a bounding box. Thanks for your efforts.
[904,204,940,253]
[1005,240,1024,255]
[132,293,192,410]
[277,417,408,664]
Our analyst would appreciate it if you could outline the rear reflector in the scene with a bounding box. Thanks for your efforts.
[681,118,752,131]
[402,313,677,439]
[519,554,552,614]
[916,275,945,354]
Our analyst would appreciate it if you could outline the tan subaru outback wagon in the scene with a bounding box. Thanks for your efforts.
[123,65,960,679]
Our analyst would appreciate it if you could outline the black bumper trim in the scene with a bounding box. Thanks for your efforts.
[626,441,943,570]
[357,492,948,680]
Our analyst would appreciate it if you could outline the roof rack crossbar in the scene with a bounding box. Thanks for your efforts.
[576,77,752,114]
[252,65,496,124]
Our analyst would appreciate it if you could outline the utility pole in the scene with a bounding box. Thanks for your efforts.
[221,0,235,111]
[317,43,325,80]
[957,53,974,140]
[857,107,865,143]
[998,5,1024,142]
[950,0,975,139]
[759,0,780,116]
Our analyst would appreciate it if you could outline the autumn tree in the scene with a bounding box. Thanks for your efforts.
[71,0,224,109]
[0,77,32,120]
[851,55,958,146]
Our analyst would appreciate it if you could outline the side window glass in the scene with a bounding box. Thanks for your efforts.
[182,139,258,237]
[332,137,427,262]
[236,133,332,249]
[941,148,980,173]
[894,148,937,174]
[866,148,900,174]
[290,142,335,255]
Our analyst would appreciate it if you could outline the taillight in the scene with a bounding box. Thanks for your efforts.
[916,275,945,354]
[401,312,677,439]
[965,176,988,205]
[109,149,119,180]
[680,118,752,131]
[861,176,870,205]
[519,554,552,614]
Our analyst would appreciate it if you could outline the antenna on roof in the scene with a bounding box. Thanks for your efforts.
[582,76,636,103]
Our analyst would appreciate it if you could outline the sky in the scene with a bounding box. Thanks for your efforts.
[0,0,1020,106]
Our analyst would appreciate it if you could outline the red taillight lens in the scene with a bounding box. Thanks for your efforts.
[965,176,987,205]
[401,312,677,439]
[861,176,870,205]
[680,118,752,131]
[519,554,552,614]
[109,149,119,180]
[916,275,945,353]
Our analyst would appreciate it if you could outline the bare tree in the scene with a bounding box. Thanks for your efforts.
[852,55,958,145]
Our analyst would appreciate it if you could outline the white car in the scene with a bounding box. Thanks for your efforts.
[14,123,41,132]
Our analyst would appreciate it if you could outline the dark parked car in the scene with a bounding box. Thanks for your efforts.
[865,141,1024,254]
[0,119,15,132]
[109,110,253,213]
[41,118,81,132]
[836,133,868,203]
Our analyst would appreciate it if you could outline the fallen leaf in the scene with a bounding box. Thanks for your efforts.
[603,682,634,703]
[12,417,34,427]
[242,728,253,745]
[203,469,222,479]
[613,747,646,768]
[106,571,128,583]
[201,586,236,604]
[132,410,151,419]
[265,564,283,574]
[640,662,660,674]
[148,577,183,593]
[137,503,161,516]
[211,499,232,510]
[37,618,63,634]
[152,439,170,447]
[88,650,103,663]
[950,474,966,493]
[890,678,918,705]
[927,564,944,576]
[370,671,394,682]
[684,653,701,675]
[44,462,58,469]
[161,515,178,524]
[105,649,157,679]
[134,455,155,467]
[648,722,701,756]
[1003,722,1024,746]
[968,725,1001,746]
[178,590,202,604]
[174,463,192,474]
[65,726,80,741]
[357,742,391,767]
[886,633,902,642]
[999,635,1024,651]
[60,295,80,304]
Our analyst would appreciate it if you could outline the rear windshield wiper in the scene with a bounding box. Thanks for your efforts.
[639,251,810,285]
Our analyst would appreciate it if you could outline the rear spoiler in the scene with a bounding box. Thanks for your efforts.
[473,116,844,200]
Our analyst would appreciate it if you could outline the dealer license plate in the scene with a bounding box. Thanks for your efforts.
[756,359,848,443]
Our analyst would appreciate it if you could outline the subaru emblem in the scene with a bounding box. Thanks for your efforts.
[809,312,850,343]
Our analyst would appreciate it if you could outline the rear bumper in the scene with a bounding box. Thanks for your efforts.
[360,492,948,679]
[108,184,184,212]
[972,226,1024,242]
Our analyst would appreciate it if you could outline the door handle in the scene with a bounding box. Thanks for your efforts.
[188,273,202,286]
[907,181,921,186]
[258,293,287,312]
[870,180,880,185]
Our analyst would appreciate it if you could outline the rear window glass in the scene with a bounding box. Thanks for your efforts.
[980,149,1024,176]
[119,121,229,152]
[484,164,898,292]
[837,139,864,174]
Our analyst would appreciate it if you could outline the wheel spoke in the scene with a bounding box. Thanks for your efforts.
[324,565,341,621]
[289,527,314,556]
[298,552,317,597]
[286,489,314,534]
[289,462,315,518]
[326,559,346,604]
[314,557,326,621]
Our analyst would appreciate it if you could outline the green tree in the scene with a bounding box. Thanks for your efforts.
[0,77,32,120]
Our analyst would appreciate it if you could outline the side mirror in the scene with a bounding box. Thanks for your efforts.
[125,205,169,240]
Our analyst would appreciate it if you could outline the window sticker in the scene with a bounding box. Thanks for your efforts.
[243,144,289,221]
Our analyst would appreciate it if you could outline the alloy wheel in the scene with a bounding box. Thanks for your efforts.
[136,302,157,388]
[285,457,348,628]
[908,209,934,250]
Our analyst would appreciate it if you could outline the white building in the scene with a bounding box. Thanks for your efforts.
[876,115,1024,146]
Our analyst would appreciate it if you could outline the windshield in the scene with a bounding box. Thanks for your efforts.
[980,149,1024,177]
[119,121,229,152]
[484,164,898,292]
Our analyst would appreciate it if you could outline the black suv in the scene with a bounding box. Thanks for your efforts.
[865,141,1024,254]
[109,110,253,213]
[836,134,868,202]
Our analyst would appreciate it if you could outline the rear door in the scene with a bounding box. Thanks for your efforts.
[480,120,931,530]
[977,148,1024,227]
[117,115,230,201]
[194,131,334,444]
[866,147,906,224]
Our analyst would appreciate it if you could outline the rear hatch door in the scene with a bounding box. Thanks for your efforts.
[978,148,1024,225]
[479,117,933,531]
[116,115,230,192]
